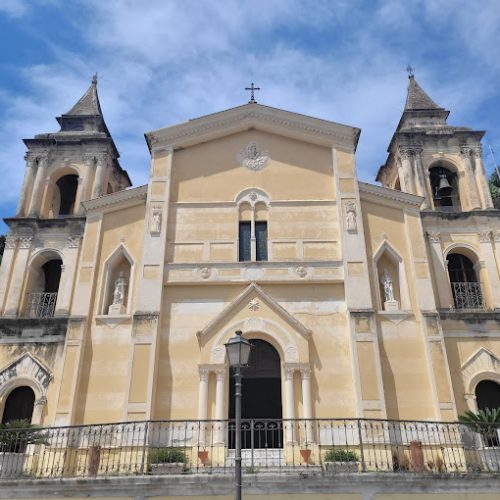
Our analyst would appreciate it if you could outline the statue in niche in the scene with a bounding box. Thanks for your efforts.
[151,209,162,234]
[381,269,394,302]
[346,202,357,232]
[109,271,128,314]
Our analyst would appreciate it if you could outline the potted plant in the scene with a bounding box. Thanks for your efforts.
[323,448,359,472]
[459,408,500,471]
[0,419,48,478]
[197,449,209,465]
[148,447,188,474]
[299,446,312,464]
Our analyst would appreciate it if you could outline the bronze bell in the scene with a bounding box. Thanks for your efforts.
[437,173,452,196]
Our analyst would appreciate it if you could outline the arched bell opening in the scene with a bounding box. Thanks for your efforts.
[447,253,484,309]
[429,166,461,211]
[52,174,79,216]
[228,339,283,449]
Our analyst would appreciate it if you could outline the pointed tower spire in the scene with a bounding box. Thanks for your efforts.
[64,74,103,117]
[404,74,442,111]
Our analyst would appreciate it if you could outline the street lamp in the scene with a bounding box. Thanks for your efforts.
[225,330,252,500]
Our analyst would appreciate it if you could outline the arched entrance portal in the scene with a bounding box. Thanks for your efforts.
[476,380,500,411]
[229,339,283,449]
[2,386,35,424]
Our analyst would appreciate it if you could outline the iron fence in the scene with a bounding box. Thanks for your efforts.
[450,282,484,310]
[24,292,58,318]
[0,418,499,479]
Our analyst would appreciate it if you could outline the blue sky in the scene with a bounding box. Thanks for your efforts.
[1,0,500,234]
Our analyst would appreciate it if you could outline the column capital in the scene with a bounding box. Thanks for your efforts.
[4,236,17,250]
[67,235,83,248]
[18,236,33,249]
[83,154,96,167]
[494,230,500,243]
[300,366,311,380]
[426,231,441,243]
[471,146,483,159]
[284,367,296,380]
[34,396,47,407]
[479,230,492,243]
[460,146,473,157]
[464,393,477,401]
[199,367,210,382]
[95,152,109,166]
[214,367,225,381]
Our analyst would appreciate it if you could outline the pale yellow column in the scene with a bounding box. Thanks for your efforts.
[473,147,494,208]
[300,366,313,444]
[16,156,36,216]
[198,367,209,446]
[28,155,48,216]
[284,366,296,444]
[54,236,82,316]
[400,151,416,195]
[4,236,32,317]
[478,231,500,308]
[427,231,454,308]
[250,204,256,261]
[414,150,431,208]
[214,367,226,444]
[31,397,47,425]
[0,236,17,313]
[397,161,408,191]
[91,153,107,199]
[460,147,481,209]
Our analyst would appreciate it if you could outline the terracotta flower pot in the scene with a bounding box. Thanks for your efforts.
[198,450,209,465]
[300,449,312,464]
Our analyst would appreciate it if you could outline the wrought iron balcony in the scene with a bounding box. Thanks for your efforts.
[451,282,484,310]
[24,292,58,318]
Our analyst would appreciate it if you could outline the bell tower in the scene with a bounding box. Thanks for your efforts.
[0,77,131,321]
[377,74,493,212]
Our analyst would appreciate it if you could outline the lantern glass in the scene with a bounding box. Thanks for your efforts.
[225,330,252,367]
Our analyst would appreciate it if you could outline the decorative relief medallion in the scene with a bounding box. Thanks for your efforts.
[248,298,261,311]
[295,266,308,278]
[237,142,270,171]
[198,267,211,279]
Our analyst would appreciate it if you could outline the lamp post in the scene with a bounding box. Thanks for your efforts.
[225,330,252,500]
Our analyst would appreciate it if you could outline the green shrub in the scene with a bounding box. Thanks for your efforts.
[148,447,187,464]
[0,419,48,453]
[459,408,500,445]
[324,448,358,462]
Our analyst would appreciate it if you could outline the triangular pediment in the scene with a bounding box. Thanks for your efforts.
[0,353,53,394]
[462,347,500,374]
[146,103,360,152]
[197,282,311,342]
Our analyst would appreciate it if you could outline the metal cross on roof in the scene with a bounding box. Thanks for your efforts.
[245,83,260,103]
[406,64,414,77]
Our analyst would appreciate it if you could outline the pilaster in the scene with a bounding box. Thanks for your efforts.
[478,230,500,308]
[16,155,36,216]
[0,236,18,313]
[91,153,108,199]
[28,153,49,217]
[460,147,481,210]
[426,231,454,308]
[472,147,494,209]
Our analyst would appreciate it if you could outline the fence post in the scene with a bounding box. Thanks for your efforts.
[357,419,366,472]
[140,421,149,475]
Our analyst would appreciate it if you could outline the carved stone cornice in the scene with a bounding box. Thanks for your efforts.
[399,146,422,160]
[82,185,147,212]
[18,236,33,249]
[67,235,83,248]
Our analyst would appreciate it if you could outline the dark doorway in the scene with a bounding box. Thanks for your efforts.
[41,259,63,293]
[2,386,35,424]
[476,380,500,411]
[229,339,282,449]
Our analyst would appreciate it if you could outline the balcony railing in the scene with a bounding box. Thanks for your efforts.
[451,282,484,310]
[0,418,499,479]
[24,292,58,318]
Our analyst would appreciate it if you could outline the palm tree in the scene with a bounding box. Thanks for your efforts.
[459,408,500,447]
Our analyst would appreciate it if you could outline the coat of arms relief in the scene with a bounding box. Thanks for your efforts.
[237,141,270,171]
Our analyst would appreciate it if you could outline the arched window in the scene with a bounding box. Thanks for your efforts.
[51,174,79,216]
[429,166,460,211]
[476,380,500,411]
[447,253,483,309]
[2,386,35,424]
[25,256,62,318]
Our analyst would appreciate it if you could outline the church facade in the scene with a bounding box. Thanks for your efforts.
[0,75,499,433]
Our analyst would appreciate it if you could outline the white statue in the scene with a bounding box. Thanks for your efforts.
[381,269,394,302]
[112,272,128,306]
[151,209,162,234]
[346,202,357,232]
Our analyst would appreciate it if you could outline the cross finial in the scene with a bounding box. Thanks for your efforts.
[245,82,260,103]
[406,64,414,78]
[92,72,98,85]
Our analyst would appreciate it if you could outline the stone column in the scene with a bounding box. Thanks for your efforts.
[284,366,296,444]
[91,153,108,199]
[77,155,95,213]
[400,151,416,195]
[0,236,17,313]
[198,367,209,446]
[54,236,82,316]
[427,232,454,309]
[214,367,226,444]
[396,160,408,191]
[460,147,481,210]
[16,155,36,216]
[472,147,494,209]
[31,396,47,425]
[4,236,33,317]
[300,367,313,444]
[477,231,500,308]
[414,149,431,208]
[250,204,256,261]
[28,154,49,217]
